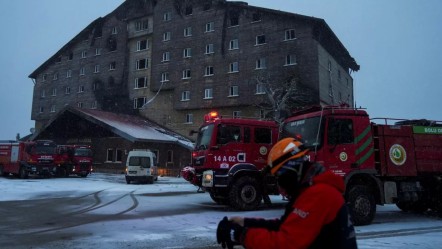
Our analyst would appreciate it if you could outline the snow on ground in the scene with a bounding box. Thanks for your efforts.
[1,173,442,248]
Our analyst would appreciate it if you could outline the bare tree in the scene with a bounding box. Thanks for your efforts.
[254,72,315,124]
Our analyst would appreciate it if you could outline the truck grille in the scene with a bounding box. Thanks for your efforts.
[79,163,90,170]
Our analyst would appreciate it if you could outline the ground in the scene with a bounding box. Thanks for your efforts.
[1,173,442,249]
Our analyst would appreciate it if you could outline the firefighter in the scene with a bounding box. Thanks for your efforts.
[216,137,358,249]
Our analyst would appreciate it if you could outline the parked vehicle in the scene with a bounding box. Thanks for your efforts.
[280,105,442,225]
[0,140,61,178]
[57,145,93,177]
[125,150,158,184]
[182,111,279,210]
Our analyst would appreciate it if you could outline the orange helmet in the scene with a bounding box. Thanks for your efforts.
[267,137,309,177]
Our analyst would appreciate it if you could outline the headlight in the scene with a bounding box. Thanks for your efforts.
[204,174,213,181]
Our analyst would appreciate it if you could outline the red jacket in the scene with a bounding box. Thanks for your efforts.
[243,171,357,249]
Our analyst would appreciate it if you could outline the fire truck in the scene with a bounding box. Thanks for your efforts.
[281,105,442,225]
[57,145,93,177]
[182,112,279,210]
[0,140,61,178]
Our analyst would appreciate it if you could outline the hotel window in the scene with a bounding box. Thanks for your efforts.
[163,32,171,41]
[181,91,190,101]
[135,20,148,31]
[229,39,239,50]
[233,111,241,118]
[137,40,148,51]
[184,27,192,37]
[229,62,239,73]
[50,105,56,113]
[94,65,100,73]
[205,22,214,32]
[185,114,193,124]
[204,88,213,99]
[182,69,191,79]
[95,48,101,56]
[91,101,97,109]
[135,77,148,89]
[285,54,297,66]
[41,90,46,98]
[252,13,261,22]
[106,149,114,162]
[229,86,239,97]
[185,5,193,15]
[256,35,266,45]
[285,29,296,40]
[80,67,85,76]
[229,16,239,27]
[77,102,83,108]
[256,58,267,69]
[167,150,173,163]
[51,88,57,96]
[163,12,171,21]
[109,61,116,70]
[53,73,58,80]
[133,97,147,109]
[42,74,47,82]
[161,72,169,82]
[162,52,170,62]
[78,85,85,93]
[205,44,214,54]
[183,48,192,58]
[116,149,124,162]
[39,107,44,113]
[66,70,72,78]
[256,83,265,94]
[205,66,214,76]
[112,27,118,35]
[136,58,149,70]
[203,2,212,11]
[81,50,87,58]
[65,86,71,95]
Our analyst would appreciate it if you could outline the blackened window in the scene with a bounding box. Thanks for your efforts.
[185,6,193,15]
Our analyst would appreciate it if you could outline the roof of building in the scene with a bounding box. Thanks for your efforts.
[31,107,194,150]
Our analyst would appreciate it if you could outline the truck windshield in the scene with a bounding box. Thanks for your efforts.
[280,116,323,149]
[195,124,214,151]
[30,143,57,155]
[74,148,92,157]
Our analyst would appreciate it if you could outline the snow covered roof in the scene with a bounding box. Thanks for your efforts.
[33,107,194,150]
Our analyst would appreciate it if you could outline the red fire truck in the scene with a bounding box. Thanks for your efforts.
[281,105,442,225]
[182,112,279,210]
[0,140,61,178]
[57,145,93,177]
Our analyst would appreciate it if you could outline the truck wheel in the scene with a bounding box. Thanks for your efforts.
[19,167,29,179]
[0,166,5,177]
[347,185,376,226]
[229,176,262,211]
[126,178,131,184]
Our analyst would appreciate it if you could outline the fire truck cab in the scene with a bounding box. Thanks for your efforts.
[57,145,93,177]
[184,112,279,210]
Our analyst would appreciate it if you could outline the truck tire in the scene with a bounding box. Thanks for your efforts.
[0,165,5,177]
[229,176,262,211]
[347,185,376,226]
[19,166,29,179]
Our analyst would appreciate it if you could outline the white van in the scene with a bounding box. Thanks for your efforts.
[125,150,158,184]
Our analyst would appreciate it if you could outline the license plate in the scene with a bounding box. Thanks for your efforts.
[129,171,137,174]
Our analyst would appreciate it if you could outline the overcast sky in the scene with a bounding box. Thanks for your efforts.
[1,0,441,139]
